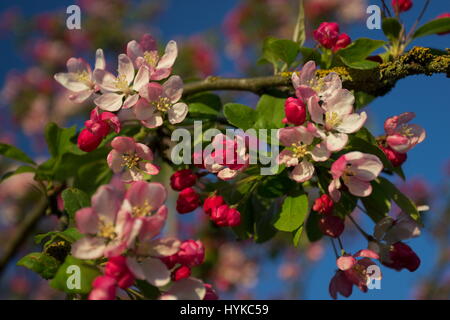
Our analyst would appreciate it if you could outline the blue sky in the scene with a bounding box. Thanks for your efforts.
[1,0,449,300]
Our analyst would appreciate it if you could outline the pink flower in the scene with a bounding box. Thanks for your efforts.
[54,49,105,103]
[120,181,168,240]
[88,275,117,300]
[203,195,225,216]
[171,265,191,281]
[94,54,149,111]
[329,270,353,300]
[313,22,340,49]
[379,144,407,167]
[177,240,205,267]
[134,76,188,127]
[126,34,178,81]
[329,152,383,201]
[77,128,103,152]
[312,194,334,215]
[176,187,200,214]
[383,242,420,272]
[203,283,219,300]
[392,0,412,13]
[277,125,330,183]
[204,134,249,180]
[283,97,306,125]
[437,13,450,35]
[160,278,206,300]
[170,169,197,191]
[211,205,241,227]
[107,136,160,182]
[105,256,135,289]
[319,214,344,238]
[71,184,136,260]
[85,107,121,138]
[384,112,426,153]
[332,33,351,52]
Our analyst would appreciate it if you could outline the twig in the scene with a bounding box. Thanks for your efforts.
[406,0,431,43]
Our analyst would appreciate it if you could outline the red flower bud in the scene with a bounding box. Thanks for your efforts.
[176,187,200,214]
[383,242,420,272]
[204,283,219,300]
[332,33,351,52]
[88,276,117,300]
[313,194,334,215]
[77,128,103,152]
[284,97,307,125]
[177,240,205,267]
[211,204,241,227]
[170,169,197,191]
[313,22,340,49]
[160,254,179,269]
[379,144,407,167]
[392,0,412,13]
[104,256,135,289]
[171,265,191,281]
[319,215,345,238]
[203,194,225,216]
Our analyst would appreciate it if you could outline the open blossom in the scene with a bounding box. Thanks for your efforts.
[94,54,149,111]
[134,76,188,128]
[126,34,178,80]
[54,49,105,103]
[384,112,426,153]
[329,152,383,201]
[277,125,330,183]
[107,136,160,182]
[71,184,137,260]
[204,134,249,180]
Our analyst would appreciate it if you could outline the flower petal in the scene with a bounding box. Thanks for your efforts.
[168,102,188,124]
[118,54,135,84]
[141,257,171,287]
[133,66,149,91]
[166,278,206,300]
[157,40,178,69]
[290,159,315,183]
[71,237,106,260]
[75,208,99,235]
[94,92,124,112]
[163,75,184,103]
[335,112,367,134]
[325,132,348,152]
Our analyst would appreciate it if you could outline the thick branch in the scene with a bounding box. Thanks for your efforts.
[183,47,450,98]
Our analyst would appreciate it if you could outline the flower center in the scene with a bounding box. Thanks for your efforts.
[143,50,159,68]
[122,153,141,169]
[98,220,116,240]
[353,263,367,279]
[399,124,414,137]
[152,97,172,112]
[115,74,130,93]
[291,143,308,159]
[325,112,342,129]
[76,71,91,85]
[132,201,154,218]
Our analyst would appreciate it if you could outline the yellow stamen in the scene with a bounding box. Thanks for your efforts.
[132,200,154,218]
[122,153,141,169]
[115,74,130,92]
[98,220,116,240]
[400,124,414,137]
[152,97,172,112]
[325,112,342,129]
[291,143,308,159]
[143,50,159,68]
[76,71,91,85]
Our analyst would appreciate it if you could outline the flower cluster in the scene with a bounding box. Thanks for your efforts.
[203,194,241,227]
[313,22,351,52]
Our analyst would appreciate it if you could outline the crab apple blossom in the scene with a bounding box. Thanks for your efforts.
[170,169,197,191]
[177,240,205,267]
[88,275,117,300]
[313,194,334,215]
[313,22,340,49]
[134,76,188,127]
[373,211,421,244]
[203,194,225,216]
[126,34,178,80]
[54,49,105,103]
[71,184,137,260]
[104,256,135,289]
[381,241,420,272]
[94,54,149,111]
[392,0,413,13]
[379,144,407,167]
[77,128,103,152]
[107,136,160,182]
[204,133,249,180]
[328,152,383,201]
[283,97,306,125]
[176,187,200,214]
[172,265,191,281]
[211,204,241,227]
[318,214,345,238]
[437,13,450,35]
[384,112,426,153]
[277,125,330,183]
[332,33,351,52]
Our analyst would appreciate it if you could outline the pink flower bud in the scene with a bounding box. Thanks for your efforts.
[104,256,135,289]
[203,283,219,300]
[332,33,351,52]
[313,194,334,215]
[88,275,117,300]
[379,144,407,167]
[171,265,191,281]
[170,169,197,191]
[203,194,225,216]
[211,204,241,227]
[437,13,450,35]
[176,187,200,214]
[284,97,306,125]
[77,128,103,152]
[160,254,179,269]
[177,240,205,267]
[85,119,110,139]
[313,22,340,49]
[383,242,420,272]
[319,215,344,238]
[392,0,412,13]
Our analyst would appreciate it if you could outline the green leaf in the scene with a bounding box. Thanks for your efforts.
[61,188,90,222]
[17,252,60,280]
[257,173,296,198]
[382,18,402,42]
[305,210,323,242]
[299,47,321,66]
[1,165,35,183]
[254,199,278,243]
[292,225,304,247]
[361,179,391,222]
[413,18,450,39]
[254,94,286,130]
[44,123,84,157]
[186,92,222,119]
[50,256,101,294]
[333,192,358,219]
[262,37,300,67]
[223,103,257,130]
[0,143,35,165]
[337,38,385,70]
[378,177,421,223]
[274,193,309,232]
[74,160,113,196]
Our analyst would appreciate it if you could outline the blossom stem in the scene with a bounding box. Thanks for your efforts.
[330,238,339,259]
[347,213,371,240]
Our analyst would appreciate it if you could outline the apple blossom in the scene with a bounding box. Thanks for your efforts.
[177,240,205,267]
[328,151,383,201]
[77,128,103,152]
[384,112,426,153]
[54,49,105,103]
[176,187,200,214]
[379,144,407,167]
[211,204,241,227]
[329,270,353,300]
[170,169,197,191]
[312,194,334,215]
[134,75,188,128]
[107,136,160,182]
[126,34,178,81]
[104,256,135,289]
[332,33,351,52]
[94,54,149,111]
[85,107,121,138]
[283,97,306,126]
[313,22,340,49]
[277,125,330,183]
[88,275,117,300]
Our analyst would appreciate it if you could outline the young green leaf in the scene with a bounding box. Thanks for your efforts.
[337,38,385,70]
[0,143,36,165]
[274,193,309,232]
[223,103,257,130]
[382,18,402,42]
[61,188,90,221]
[17,252,60,280]
[413,17,450,39]
[262,37,300,67]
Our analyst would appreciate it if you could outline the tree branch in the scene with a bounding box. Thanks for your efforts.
[183,47,450,98]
